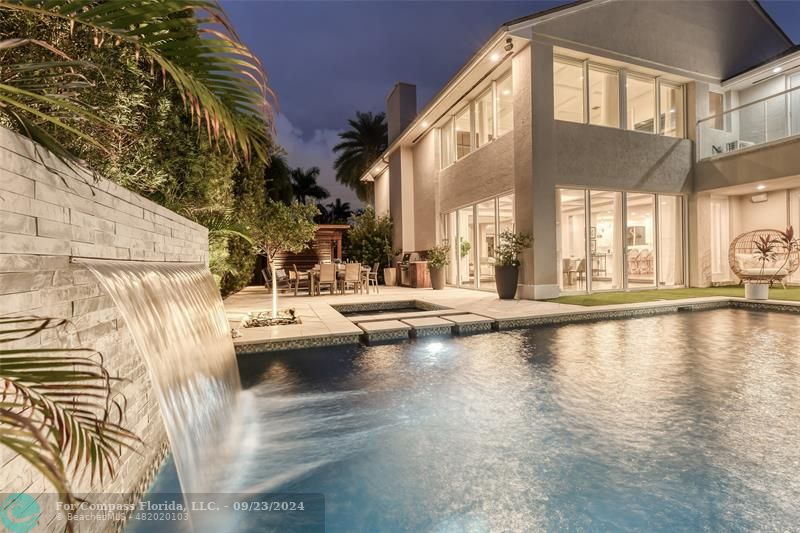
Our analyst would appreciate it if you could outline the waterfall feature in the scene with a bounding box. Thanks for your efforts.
[84,261,241,495]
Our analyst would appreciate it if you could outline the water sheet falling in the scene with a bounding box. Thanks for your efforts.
[83,261,241,495]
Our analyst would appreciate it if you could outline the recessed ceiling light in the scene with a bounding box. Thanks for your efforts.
[421,121,429,128]
[756,184,766,191]
[772,66,783,74]
[490,53,500,62]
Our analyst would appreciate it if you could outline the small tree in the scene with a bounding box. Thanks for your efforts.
[251,201,318,316]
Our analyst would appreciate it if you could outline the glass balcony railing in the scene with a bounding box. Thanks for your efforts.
[697,84,800,160]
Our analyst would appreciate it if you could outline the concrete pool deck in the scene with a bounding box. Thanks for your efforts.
[225,285,800,354]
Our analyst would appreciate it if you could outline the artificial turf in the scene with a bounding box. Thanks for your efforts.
[547,285,800,306]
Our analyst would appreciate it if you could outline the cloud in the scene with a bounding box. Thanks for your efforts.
[274,113,362,207]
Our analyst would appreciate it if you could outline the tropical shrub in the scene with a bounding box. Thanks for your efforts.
[347,208,394,267]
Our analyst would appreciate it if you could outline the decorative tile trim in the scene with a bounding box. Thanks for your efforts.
[331,299,449,314]
[411,325,453,338]
[494,301,731,330]
[363,329,410,344]
[235,333,361,355]
[730,300,800,314]
[453,321,493,335]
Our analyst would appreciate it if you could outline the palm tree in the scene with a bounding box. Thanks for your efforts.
[327,198,353,223]
[333,111,387,202]
[265,152,294,205]
[0,0,273,167]
[291,166,329,204]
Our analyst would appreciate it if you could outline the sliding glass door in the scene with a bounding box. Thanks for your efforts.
[557,187,685,294]
[457,207,475,288]
[442,192,516,291]
[476,200,496,291]
[557,189,587,292]
[626,193,656,288]
[791,189,800,284]
[590,190,624,291]
[658,195,684,287]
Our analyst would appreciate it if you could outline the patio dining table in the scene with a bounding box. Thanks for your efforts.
[306,264,371,295]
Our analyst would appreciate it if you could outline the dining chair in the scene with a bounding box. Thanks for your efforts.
[341,262,362,294]
[367,262,380,294]
[272,268,294,295]
[576,258,587,288]
[292,264,311,296]
[317,263,337,295]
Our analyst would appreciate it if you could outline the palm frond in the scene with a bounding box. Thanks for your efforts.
[181,205,253,243]
[0,316,141,530]
[0,0,274,162]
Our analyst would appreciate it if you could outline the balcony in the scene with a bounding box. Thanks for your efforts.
[697,85,800,161]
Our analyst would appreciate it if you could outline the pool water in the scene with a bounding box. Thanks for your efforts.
[132,309,800,532]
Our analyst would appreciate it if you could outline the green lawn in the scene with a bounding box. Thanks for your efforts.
[547,285,800,306]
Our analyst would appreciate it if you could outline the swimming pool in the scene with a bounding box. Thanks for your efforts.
[131,308,800,532]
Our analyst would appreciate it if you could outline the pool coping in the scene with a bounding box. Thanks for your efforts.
[232,297,800,355]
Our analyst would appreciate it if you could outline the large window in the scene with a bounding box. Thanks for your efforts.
[589,66,619,128]
[455,107,471,160]
[438,72,513,169]
[659,82,684,137]
[440,119,454,168]
[475,89,493,148]
[496,74,513,137]
[554,54,685,138]
[557,188,684,294]
[554,58,584,123]
[627,75,655,133]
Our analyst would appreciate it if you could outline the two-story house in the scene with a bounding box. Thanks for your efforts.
[360,0,800,299]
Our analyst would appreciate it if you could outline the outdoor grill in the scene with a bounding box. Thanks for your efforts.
[399,251,431,288]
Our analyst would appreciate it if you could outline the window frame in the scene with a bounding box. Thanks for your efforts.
[437,69,513,170]
[553,54,686,139]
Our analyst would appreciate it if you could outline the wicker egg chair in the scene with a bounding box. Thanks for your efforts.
[728,229,800,288]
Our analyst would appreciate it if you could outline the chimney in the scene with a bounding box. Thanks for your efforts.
[386,82,417,144]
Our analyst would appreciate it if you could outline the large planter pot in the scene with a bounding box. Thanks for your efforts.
[745,283,769,300]
[495,265,519,299]
[383,267,397,286]
[429,267,445,290]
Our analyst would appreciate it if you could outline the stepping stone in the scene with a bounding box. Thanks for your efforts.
[401,317,454,338]
[444,314,494,334]
[358,320,411,343]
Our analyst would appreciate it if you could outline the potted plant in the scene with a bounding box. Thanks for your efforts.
[426,244,450,290]
[748,226,799,300]
[383,249,401,287]
[494,230,532,299]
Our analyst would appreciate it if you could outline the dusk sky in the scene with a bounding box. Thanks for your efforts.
[222,1,800,206]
